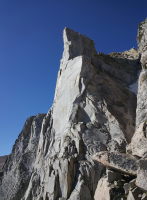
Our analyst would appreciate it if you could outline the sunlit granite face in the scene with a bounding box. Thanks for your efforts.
[1,19,147,200]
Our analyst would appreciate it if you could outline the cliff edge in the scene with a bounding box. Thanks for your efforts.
[0,19,147,200]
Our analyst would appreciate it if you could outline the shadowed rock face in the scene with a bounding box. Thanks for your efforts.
[62,27,97,61]
[93,151,138,176]
[0,19,146,200]
[0,114,45,200]
[0,156,8,172]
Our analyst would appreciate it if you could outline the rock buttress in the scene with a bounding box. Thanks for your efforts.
[0,26,140,200]
[23,28,137,200]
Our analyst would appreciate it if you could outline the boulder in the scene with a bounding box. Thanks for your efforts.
[93,151,138,175]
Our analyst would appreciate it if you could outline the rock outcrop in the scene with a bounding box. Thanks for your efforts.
[137,18,147,69]
[0,156,8,173]
[93,151,138,176]
[0,19,147,200]
[0,114,45,200]
[0,155,8,184]
[130,19,147,159]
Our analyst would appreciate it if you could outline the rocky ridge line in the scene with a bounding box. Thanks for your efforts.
[0,19,146,200]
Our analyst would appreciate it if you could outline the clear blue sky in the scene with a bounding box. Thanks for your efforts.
[0,0,146,156]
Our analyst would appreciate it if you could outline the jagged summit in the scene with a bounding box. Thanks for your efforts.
[0,19,147,200]
[62,27,97,62]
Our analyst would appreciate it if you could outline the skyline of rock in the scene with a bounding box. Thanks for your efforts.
[0,18,147,200]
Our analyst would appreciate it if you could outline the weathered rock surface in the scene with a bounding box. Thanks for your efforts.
[93,151,138,175]
[131,121,147,157]
[138,18,147,69]
[97,48,140,87]
[0,156,8,173]
[136,159,147,191]
[94,176,111,200]
[127,189,142,200]
[0,156,8,185]
[123,179,136,195]
[129,31,147,200]
[0,19,146,200]
[19,28,138,200]
[0,114,45,200]
[131,19,147,158]
[94,169,142,200]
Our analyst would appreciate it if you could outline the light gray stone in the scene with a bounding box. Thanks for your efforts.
[141,193,147,200]
[0,23,142,200]
[127,187,143,200]
[127,191,136,200]
[131,19,147,157]
[137,19,147,68]
[24,28,136,199]
[0,114,45,200]
[123,179,136,194]
[131,121,147,157]
[94,176,111,200]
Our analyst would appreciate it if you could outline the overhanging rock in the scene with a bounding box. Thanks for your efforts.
[93,151,138,176]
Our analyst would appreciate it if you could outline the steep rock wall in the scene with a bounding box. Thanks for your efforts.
[24,28,137,200]
[0,114,45,200]
[0,22,144,200]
